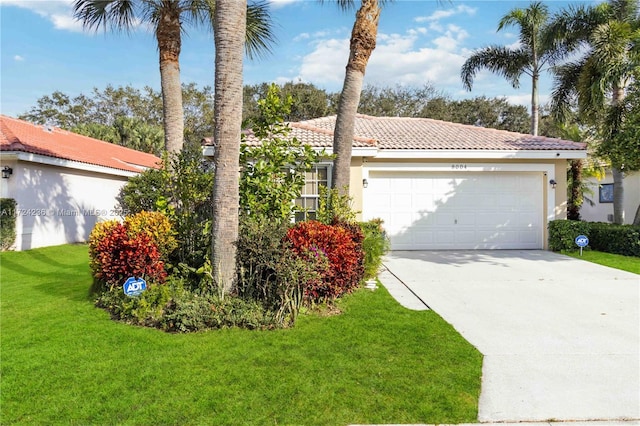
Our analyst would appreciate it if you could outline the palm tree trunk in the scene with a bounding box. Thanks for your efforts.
[331,0,380,195]
[611,84,625,224]
[612,168,624,224]
[567,159,582,220]
[211,0,246,294]
[157,6,184,154]
[531,70,539,136]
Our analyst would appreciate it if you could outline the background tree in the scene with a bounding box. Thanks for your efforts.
[243,81,335,125]
[420,96,530,133]
[461,1,557,136]
[356,84,442,117]
[549,0,639,224]
[210,0,246,295]
[19,84,216,154]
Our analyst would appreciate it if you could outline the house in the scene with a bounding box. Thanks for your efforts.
[580,170,640,224]
[0,115,161,251]
[218,114,587,250]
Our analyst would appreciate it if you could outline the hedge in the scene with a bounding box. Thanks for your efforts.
[1,198,16,251]
[548,220,640,257]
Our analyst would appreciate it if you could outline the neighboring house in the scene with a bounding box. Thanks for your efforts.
[580,170,640,225]
[207,114,587,250]
[0,115,160,251]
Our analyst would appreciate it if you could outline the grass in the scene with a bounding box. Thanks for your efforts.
[0,244,482,426]
[562,249,640,274]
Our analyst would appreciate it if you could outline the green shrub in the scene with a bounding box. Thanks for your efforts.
[589,223,640,257]
[96,277,184,326]
[117,146,214,270]
[548,220,591,252]
[548,220,640,257]
[360,218,390,280]
[0,198,16,251]
[162,294,279,333]
[317,186,358,224]
[235,216,318,326]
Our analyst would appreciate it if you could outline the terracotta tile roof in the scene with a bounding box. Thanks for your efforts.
[288,114,587,151]
[0,115,161,173]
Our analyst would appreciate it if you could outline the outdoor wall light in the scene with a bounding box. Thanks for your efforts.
[549,179,557,189]
[2,166,13,179]
[362,178,368,188]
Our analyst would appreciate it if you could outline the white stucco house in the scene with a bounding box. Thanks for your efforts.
[580,170,640,224]
[224,114,587,250]
[0,115,161,251]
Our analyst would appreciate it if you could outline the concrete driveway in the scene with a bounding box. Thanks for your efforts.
[380,250,640,423]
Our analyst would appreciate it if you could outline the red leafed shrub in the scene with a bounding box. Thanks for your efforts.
[286,220,365,302]
[89,221,167,290]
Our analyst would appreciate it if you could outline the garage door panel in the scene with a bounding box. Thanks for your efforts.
[364,171,543,250]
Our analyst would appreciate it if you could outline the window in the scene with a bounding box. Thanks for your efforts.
[599,183,614,203]
[294,164,331,221]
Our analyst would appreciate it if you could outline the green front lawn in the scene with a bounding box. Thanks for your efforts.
[1,244,482,425]
[563,250,640,274]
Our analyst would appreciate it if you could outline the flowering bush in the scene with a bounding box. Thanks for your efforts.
[286,220,365,303]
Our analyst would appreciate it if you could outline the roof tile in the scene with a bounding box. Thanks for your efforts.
[0,115,161,172]
[290,114,587,151]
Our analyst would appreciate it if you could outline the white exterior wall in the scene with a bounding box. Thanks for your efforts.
[580,171,640,224]
[2,159,130,251]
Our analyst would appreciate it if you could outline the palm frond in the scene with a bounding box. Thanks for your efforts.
[245,0,277,60]
[550,60,584,122]
[460,46,529,90]
[73,0,138,33]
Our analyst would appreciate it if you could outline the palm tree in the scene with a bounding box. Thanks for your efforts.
[73,0,274,155]
[549,0,639,224]
[461,1,557,136]
[210,0,246,294]
[329,0,382,194]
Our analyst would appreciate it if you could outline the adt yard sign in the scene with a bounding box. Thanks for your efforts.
[123,277,147,297]
[575,235,589,256]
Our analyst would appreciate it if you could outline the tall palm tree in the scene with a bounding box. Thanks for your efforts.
[330,0,382,194]
[210,0,246,294]
[461,1,557,136]
[549,0,639,224]
[73,0,274,155]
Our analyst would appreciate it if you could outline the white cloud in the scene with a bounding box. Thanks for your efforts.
[299,38,349,86]
[268,0,299,8]
[13,55,24,61]
[0,0,83,32]
[294,27,468,93]
[415,5,477,23]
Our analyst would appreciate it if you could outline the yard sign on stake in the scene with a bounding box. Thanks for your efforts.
[575,235,589,256]
[123,276,147,297]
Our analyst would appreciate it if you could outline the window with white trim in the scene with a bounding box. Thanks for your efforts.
[294,164,331,222]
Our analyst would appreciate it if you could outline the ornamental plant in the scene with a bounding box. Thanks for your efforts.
[89,215,170,291]
[124,211,177,261]
[240,84,327,224]
[286,220,365,303]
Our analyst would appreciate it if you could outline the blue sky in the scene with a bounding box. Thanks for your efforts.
[1,0,598,119]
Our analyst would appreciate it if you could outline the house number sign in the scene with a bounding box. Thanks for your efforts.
[451,164,467,170]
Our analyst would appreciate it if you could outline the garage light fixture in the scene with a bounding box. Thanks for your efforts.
[1,166,12,179]
[362,178,368,188]
[549,179,557,189]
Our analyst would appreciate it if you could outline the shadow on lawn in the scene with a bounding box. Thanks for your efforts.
[1,249,93,303]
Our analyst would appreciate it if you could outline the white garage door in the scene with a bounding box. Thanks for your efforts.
[363,171,543,250]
